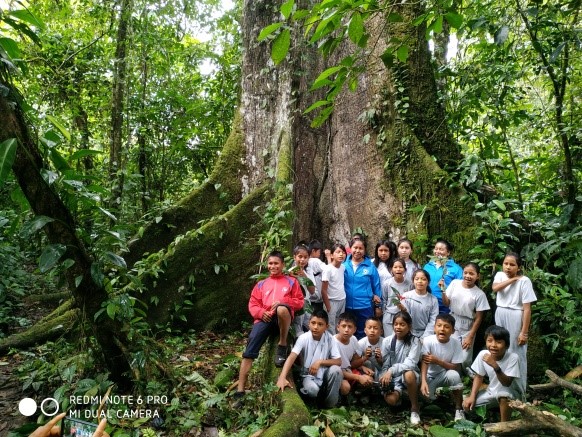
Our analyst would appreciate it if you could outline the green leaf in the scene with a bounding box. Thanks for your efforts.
[46,115,71,141]
[311,66,342,90]
[91,262,105,287]
[0,37,21,60]
[396,45,409,62]
[348,12,364,46]
[257,22,283,42]
[432,15,443,34]
[39,244,67,273]
[98,207,117,222]
[492,199,506,211]
[388,12,404,22]
[271,28,291,65]
[281,0,294,20]
[428,425,459,437]
[550,42,566,63]
[8,9,45,30]
[566,258,582,289]
[21,215,55,237]
[103,251,127,269]
[300,426,320,437]
[106,303,117,320]
[292,9,310,21]
[67,149,103,161]
[49,148,70,172]
[304,99,331,114]
[444,12,463,28]
[0,138,17,184]
[494,26,509,45]
[380,49,394,67]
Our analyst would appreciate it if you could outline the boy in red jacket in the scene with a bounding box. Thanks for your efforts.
[234,250,304,401]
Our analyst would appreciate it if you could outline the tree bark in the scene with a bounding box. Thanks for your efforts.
[484,400,582,437]
[109,0,133,213]
[122,0,476,329]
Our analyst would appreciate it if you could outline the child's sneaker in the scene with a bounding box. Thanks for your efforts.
[454,409,465,422]
[232,391,245,409]
[275,345,288,367]
[410,412,421,425]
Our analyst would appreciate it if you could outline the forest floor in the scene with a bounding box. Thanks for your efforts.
[1,291,576,437]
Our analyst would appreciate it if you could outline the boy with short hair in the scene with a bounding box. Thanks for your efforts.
[334,312,374,396]
[358,317,384,381]
[463,325,521,421]
[421,314,465,421]
[276,310,343,408]
[235,251,304,400]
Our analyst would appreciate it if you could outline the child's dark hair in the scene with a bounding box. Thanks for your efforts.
[392,258,407,271]
[310,309,329,324]
[484,325,510,347]
[464,262,481,274]
[364,316,382,327]
[330,243,347,255]
[412,268,431,283]
[504,251,522,267]
[268,250,285,263]
[338,311,357,326]
[392,311,414,346]
[435,238,454,252]
[397,238,418,264]
[293,242,310,255]
[350,237,367,251]
[436,313,456,329]
[309,239,323,254]
[373,239,396,269]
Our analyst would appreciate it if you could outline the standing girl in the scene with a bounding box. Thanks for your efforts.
[382,258,412,336]
[401,269,439,339]
[321,244,347,333]
[423,239,463,314]
[442,262,490,372]
[343,239,382,339]
[397,238,419,283]
[379,311,422,425]
[290,244,316,335]
[492,252,536,393]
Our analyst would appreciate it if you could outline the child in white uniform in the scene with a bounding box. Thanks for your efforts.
[492,252,536,393]
[382,258,412,336]
[401,269,438,339]
[463,325,522,421]
[442,262,490,372]
[321,244,347,333]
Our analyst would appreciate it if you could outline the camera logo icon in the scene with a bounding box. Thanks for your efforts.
[19,397,59,417]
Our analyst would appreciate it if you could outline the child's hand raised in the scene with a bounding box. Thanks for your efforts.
[482,352,497,368]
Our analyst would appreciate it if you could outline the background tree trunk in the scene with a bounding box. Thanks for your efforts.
[126,0,476,329]
[0,83,133,388]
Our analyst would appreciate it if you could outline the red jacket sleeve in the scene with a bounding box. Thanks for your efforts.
[248,281,266,322]
[284,276,305,313]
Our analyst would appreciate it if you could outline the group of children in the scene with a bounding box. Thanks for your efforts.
[235,238,536,425]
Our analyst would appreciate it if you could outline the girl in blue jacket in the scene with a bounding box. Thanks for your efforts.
[423,239,463,314]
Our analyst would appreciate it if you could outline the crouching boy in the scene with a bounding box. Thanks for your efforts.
[276,310,343,408]
[463,325,522,422]
[421,313,465,421]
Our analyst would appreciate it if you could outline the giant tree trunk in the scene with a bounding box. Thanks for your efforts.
[126,0,476,330]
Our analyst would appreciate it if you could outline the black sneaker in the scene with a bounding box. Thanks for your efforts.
[275,345,288,367]
[232,391,245,408]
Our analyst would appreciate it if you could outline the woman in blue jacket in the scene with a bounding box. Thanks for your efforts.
[343,239,382,339]
[423,238,463,314]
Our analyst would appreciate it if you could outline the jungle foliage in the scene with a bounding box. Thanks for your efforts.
[0,0,581,435]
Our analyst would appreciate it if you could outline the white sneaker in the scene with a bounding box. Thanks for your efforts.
[454,409,465,421]
[410,412,421,425]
